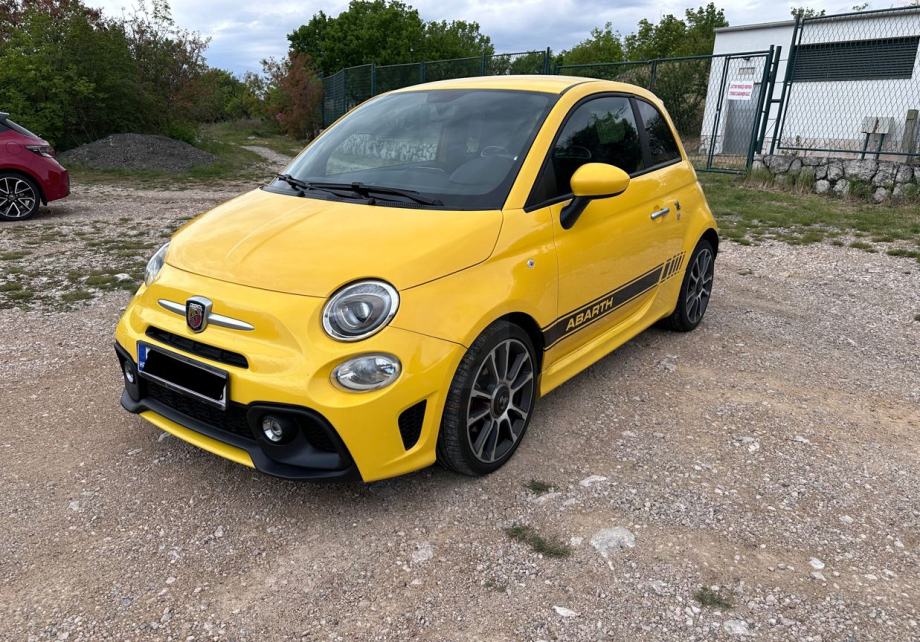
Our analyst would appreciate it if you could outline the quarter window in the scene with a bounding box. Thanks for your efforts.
[635,99,681,166]
[532,96,643,204]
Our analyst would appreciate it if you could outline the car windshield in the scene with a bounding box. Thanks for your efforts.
[0,117,39,139]
[272,89,555,210]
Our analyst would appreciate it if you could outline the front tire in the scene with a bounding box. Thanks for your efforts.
[437,321,537,476]
[0,173,40,220]
[663,239,715,332]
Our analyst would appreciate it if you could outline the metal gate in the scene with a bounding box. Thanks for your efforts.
[550,49,779,172]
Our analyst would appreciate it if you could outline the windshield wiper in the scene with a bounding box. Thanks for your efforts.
[276,174,370,201]
[306,181,443,206]
[275,173,309,192]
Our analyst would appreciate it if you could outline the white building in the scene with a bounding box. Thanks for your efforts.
[700,8,920,160]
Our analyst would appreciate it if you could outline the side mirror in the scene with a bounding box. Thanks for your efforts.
[560,163,631,229]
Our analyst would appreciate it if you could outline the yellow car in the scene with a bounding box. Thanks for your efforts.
[115,75,718,482]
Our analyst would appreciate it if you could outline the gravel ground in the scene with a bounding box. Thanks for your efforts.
[58,134,216,171]
[1,183,919,641]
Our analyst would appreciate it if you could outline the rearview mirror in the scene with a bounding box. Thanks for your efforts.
[561,163,631,229]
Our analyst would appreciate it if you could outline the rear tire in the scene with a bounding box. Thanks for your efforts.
[436,321,537,476]
[663,239,715,332]
[0,173,40,220]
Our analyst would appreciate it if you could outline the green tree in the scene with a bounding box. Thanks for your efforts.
[558,23,625,66]
[288,1,492,75]
[790,7,827,18]
[0,0,256,149]
[0,1,144,148]
[123,0,210,130]
[624,3,728,60]
[422,19,493,60]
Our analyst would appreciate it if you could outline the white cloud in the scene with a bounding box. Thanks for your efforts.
[86,0,860,76]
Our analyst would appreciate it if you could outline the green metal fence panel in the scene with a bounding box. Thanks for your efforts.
[560,51,775,173]
[775,6,920,160]
[376,62,424,93]
[423,55,482,82]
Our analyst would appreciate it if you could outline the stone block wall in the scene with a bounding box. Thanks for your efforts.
[751,155,919,204]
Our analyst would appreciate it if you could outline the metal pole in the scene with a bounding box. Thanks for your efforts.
[757,45,782,152]
[649,60,658,91]
[419,61,427,83]
[770,15,802,154]
[370,63,376,96]
[480,53,487,75]
[746,46,775,169]
[706,55,732,171]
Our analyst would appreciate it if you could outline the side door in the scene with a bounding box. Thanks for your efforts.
[631,97,693,318]
[528,94,682,357]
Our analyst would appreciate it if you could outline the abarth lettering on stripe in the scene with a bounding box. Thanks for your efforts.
[543,251,686,349]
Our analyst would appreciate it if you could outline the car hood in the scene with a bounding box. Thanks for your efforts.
[167,188,503,297]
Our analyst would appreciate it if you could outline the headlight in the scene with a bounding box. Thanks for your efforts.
[26,144,54,158]
[144,243,169,286]
[322,280,399,341]
[332,354,401,391]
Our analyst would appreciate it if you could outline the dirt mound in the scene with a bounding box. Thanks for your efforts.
[58,133,215,172]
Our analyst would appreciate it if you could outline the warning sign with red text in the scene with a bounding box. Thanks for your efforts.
[727,81,754,101]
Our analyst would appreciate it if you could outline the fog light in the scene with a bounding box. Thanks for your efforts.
[261,415,287,443]
[123,361,136,384]
[333,354,401,391]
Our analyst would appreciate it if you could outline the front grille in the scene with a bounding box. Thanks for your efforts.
[398,401,426,450]
[146,326,248,368]
[144,378,253,440]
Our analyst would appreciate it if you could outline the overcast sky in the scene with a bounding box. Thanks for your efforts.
[87,0,867,76]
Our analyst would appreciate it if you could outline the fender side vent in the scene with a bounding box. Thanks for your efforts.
[398,401,427,451]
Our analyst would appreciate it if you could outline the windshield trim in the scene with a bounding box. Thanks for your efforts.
[266,88,562,211]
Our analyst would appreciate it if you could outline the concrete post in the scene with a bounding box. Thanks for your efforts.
[902,109,918,165]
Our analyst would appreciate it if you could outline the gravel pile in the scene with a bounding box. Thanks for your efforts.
[58,133,215,171]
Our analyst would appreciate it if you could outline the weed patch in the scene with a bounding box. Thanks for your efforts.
[694,586,734,609]
[505,524,572,558]
[525,480,556,495]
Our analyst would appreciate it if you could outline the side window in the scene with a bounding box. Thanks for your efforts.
[532,96,643,204]
[635,99,681,166]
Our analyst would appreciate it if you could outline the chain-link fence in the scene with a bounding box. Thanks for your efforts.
[322,50,552,126]
[560,51,776,171]
[774,7,920,160]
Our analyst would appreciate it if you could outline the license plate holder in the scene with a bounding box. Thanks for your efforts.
[137,342,229,410]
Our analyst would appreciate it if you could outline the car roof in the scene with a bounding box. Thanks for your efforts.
[391,74,648,96]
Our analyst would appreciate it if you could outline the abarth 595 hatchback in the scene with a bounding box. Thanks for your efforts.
[115,75,718,482]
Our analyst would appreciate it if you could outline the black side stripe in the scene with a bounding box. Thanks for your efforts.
[542,251,686,350]
[543,264,664,349]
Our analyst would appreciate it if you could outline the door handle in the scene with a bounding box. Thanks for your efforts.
[650,207,670,220]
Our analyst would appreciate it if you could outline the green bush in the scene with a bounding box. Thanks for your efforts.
[0,1,253,150]
[163,121,198,145]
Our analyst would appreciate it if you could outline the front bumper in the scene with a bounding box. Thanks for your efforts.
[115,266,465,482]
[39,159,69,202]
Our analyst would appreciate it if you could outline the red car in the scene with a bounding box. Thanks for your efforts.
[0,112,69,220]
